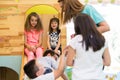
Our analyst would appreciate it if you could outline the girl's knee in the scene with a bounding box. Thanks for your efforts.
[36,47,43,52]
[36,48,43,58]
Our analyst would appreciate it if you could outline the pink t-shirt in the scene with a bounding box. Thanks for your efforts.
[25,29,43,45]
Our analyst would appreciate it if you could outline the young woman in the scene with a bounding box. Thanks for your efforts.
[58,0,110,33]
[64,13,111,80]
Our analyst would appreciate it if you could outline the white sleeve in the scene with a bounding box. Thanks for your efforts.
[31,72,54,80]
[50,58,58,69]
[69,38,76,49]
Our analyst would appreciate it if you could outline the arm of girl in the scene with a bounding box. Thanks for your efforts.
[54,33,61,53]
[24,34,32,50]
[103,48,111,66]
[35,31,43,48]
[65,46,76,66]
[47,33,52,50]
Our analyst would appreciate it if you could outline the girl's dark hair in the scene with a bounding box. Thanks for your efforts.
[48,17,61,34]
[43,49,55,57]
[24,12,43,32]
[24,59,39,79]
[74,13,105,51]
[58,0,84,24]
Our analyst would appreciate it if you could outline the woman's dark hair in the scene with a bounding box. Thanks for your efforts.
[48,17,61,34]
[58,0,84,24]
[24,12,43,32]
[24,59,39,79]
[74,13,105,51]
[58,0,63,2]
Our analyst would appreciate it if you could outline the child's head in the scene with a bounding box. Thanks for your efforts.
[43,49,55,56]
[43,49,60,60]
[25,12,43,31]
[24,59,45,79]
[49,17,61,34]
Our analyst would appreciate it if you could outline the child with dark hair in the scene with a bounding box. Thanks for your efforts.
[43,49,56,57]
[64,13,111,80]
[47,17,62,56]
[24,49,68,80]
[43,49,59,61]
[43,49,68,80]
[24,59,40,79]
[24,12,43,61]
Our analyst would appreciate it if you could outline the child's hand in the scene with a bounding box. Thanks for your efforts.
[35,44,39,48]
[28,46,36,52]
[71,34,75,39]
[54,49,58,54]
[31,46,36,52]
[27,46,33,51]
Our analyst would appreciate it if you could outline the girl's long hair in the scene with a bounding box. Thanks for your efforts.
[58,0,84,24]
[48,17,61,34]
[74,13,105,51]
[24,12,43,32]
